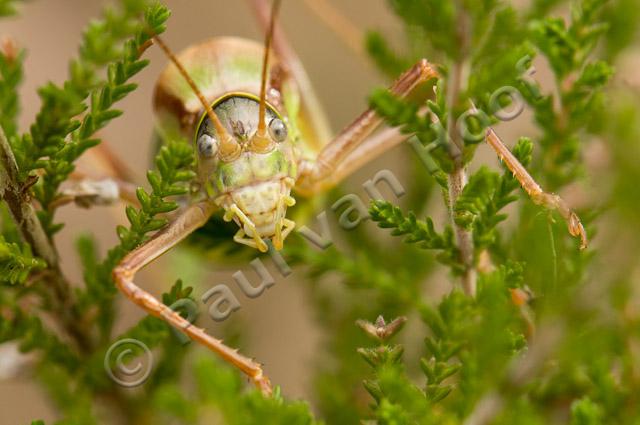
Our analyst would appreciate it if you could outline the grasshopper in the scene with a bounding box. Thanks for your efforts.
[104,0,586,396]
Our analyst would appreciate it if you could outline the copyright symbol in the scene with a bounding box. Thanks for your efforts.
[104,338,152,388]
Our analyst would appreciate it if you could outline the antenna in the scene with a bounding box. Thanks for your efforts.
[249,0,282,153]
[152,35,240,161]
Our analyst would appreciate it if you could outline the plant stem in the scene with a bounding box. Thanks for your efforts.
[0,129,57,265]
[443,1,477,296]
[547,216,558,293]
[447,163,477,296]
[0,125,91,352]
[446,53,476,296]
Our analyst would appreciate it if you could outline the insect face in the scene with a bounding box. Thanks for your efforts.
[195,94,297,252]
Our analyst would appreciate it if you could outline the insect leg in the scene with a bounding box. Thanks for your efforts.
[57,134,140,210]
[485,128,587,249]
[270,192,297,249]
[224,204,269,252]
[52,176,139,209]
[112,202,273,395]
[273,196,285,250]
[298,60,438,191]
[303,127,407,191]
[281,218,296,240]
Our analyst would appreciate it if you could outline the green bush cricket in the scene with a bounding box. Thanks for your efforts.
[104,0,586,395]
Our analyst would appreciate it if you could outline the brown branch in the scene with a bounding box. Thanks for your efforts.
[0,129,57,266]
[447,163,477,296]
[445,54,476,295]
[0,126,91,352]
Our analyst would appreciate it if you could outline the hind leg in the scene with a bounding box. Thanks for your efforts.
[112,202,273,395]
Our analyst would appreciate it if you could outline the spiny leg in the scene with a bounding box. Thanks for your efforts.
[112,202,273,395]
[298,60,438,191]
[272,191,296,249]
[313,127,407,190]
[224,204,269,252]
[233,228,271,252]
[281,218,296,240]
[273,196,284,250]
[233,229,256,250]
[485,128,587,249]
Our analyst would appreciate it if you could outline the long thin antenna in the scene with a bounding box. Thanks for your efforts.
[250,0,282,153]
[302,0,365,60]
[153,35,240,161]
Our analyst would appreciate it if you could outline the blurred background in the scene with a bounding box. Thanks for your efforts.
[1,0,639,423]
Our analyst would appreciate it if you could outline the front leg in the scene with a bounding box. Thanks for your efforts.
[485,128,588,249]
[112,201,273,395]
[223,204,270,252]
[306,127,407,191]
[297,60,438,192]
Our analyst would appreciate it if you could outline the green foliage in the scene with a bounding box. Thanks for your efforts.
[0,235,46,285]
[389,0,458,59]
[370,79,457,173]
[523,0,614,188]
[0,39,24,137]
[118,141,195,250]
[190,357,319,425]
[357,317,431,423]
[0,0,22,17]
[301,0,638,424]
[1,0,639,424]
[454,138,533,251]
[571,397,604,425]
[370,200,462,273]
[3,1,316,421]
[0,1,215,423]
[79,141,195,339]
[353,265,526,424]
[11,1,169,236]
[602,0,640,59]
[530,0,608,79]
[366,31,412,78]
[0,307,79,371]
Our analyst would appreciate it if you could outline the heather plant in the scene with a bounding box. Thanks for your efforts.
[0,0,639,424]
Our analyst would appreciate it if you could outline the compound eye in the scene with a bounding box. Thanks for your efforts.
[197,133,218,158]
[268,118,288,143]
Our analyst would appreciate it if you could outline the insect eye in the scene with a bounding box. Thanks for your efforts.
[197,133,218,158]
[268,118,288,143]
